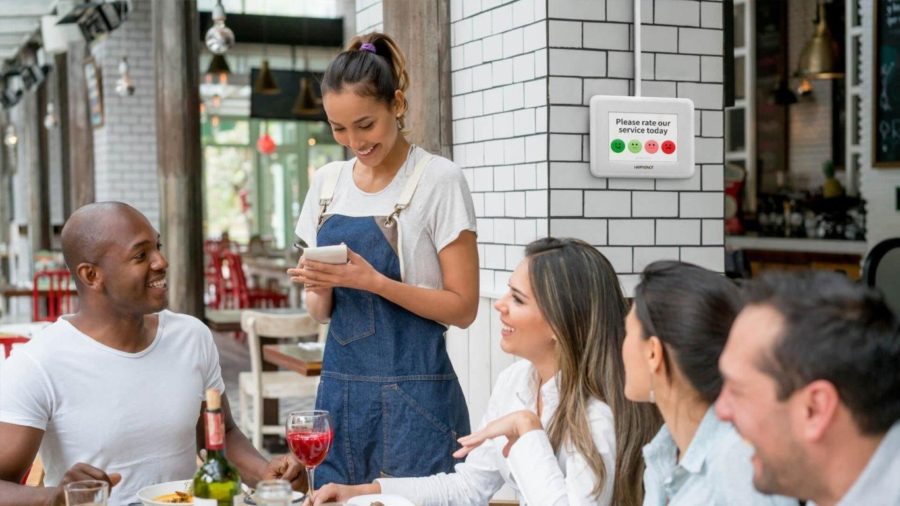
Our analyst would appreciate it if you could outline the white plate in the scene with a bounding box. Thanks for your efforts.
[135,480,304,505]
[136,480,193,505]
[346,494,416,506]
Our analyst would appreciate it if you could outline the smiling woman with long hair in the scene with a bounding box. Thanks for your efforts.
[312,238,661,506]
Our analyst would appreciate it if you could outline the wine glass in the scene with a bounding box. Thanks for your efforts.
[285,410,333,502]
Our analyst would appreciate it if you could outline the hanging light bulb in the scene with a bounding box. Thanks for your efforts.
[44,103,59,129]
[4,125,18,146]
[253,60,280,95]
[205,0,235,55]
[115,57,136,96]
[796,78,814,96]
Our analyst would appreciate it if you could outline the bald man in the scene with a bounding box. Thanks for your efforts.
[0,202,302,506]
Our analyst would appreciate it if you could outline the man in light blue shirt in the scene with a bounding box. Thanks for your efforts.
[717,271,900,506]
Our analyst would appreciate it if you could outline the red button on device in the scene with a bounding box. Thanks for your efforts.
[661,140,676,154]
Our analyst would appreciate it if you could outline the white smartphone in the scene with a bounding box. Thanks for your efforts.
[302,244,348,264]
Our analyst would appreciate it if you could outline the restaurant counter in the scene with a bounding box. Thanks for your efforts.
[725,236,867,279]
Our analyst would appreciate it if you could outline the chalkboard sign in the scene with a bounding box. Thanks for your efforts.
[874,0,900,167]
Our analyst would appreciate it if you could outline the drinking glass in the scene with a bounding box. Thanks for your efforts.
[64,479,108,506]
[255,479,292,506]
[285,410,333,503]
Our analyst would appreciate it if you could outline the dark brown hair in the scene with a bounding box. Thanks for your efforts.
[321,32,410,129]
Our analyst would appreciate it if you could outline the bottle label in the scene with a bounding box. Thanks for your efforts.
[205,411,225,450]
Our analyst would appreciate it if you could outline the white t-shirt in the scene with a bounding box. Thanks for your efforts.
[377,360,617,505]
[0,310,224,506]
[294,146,477,289]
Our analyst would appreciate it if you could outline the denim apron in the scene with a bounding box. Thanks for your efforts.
[312,155,471,486]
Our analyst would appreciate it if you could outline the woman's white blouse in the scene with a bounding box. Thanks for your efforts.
[377,360,617,506]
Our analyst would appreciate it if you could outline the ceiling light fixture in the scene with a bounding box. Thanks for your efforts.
[205,0,235,55]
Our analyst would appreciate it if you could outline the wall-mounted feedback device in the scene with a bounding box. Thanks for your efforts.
[589,95,695,179]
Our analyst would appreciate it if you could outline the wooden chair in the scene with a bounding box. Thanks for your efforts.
[0,335,29,359]
[219,250,288,310]
[32,270,75,322]
[238,310,321,450]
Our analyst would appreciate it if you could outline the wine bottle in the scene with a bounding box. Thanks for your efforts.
[193,388,242,506]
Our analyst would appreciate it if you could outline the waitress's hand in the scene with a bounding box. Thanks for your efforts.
[292,247,384,293]
[288,259,334,296]
[308,482,380,505]
[453,410,543,459]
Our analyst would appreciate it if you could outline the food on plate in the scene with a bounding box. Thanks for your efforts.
[154,490,192,503]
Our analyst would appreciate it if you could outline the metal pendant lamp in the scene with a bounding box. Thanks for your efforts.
[206,53,231,85]
[254,59,280,95]
[292,77,321,115]
[796,0,844,80]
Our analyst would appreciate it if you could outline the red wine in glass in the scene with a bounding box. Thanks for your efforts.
[285,410,332,501]
[287,429,333,467]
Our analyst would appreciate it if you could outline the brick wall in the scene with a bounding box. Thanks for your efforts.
[91,0,160,228]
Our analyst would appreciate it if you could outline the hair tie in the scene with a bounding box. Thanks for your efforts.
[360,42,376,54]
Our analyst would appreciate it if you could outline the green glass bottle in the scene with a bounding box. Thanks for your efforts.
[193,388,241,506]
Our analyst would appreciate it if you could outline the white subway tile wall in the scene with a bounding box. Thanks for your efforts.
[544,0,725,285]
[90,0,160,228]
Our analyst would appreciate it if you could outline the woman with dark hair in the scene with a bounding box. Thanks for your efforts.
[287,32,478,486]
[623,261,796,505]
[313,238,661,506]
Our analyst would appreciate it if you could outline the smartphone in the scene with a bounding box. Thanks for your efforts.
[301,244,348,264]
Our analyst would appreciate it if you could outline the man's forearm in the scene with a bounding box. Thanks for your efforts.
[224,428,269,487]
[0,481,57,506]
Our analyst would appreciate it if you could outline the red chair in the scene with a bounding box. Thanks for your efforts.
[218,250,288,309]
[32,270,76,322]
[0,335,29,358]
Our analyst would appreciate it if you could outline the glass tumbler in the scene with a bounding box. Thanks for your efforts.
[64,480,108,506]
[255,479,292,506]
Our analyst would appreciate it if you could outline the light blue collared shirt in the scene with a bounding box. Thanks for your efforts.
[642,407,797,506]
[816,420,900,506]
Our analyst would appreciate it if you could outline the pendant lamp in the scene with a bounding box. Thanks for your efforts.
[292,77,322,115]
[254,60,280,95]
[257,123,277,155]
[206,53,231,85]
[796,0,844,80]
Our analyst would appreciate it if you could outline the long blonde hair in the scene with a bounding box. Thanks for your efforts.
[526,238,662,505]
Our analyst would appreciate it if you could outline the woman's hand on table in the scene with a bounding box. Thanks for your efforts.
[289,248,384,294]
[308,482,380,506]
[454,410,543,459]
[52,463,121,505]
[263,454,306,491]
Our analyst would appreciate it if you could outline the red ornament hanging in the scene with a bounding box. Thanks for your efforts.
[256,133,276,155]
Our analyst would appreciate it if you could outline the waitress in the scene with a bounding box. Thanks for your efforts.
[288,32,478,487]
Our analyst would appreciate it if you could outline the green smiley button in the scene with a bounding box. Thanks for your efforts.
[628,139,642,153]
[610,138,626,153]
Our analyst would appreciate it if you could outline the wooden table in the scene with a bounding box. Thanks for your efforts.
[205,307,308,333]
[263,344,323,376]
[1,285,78,318]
